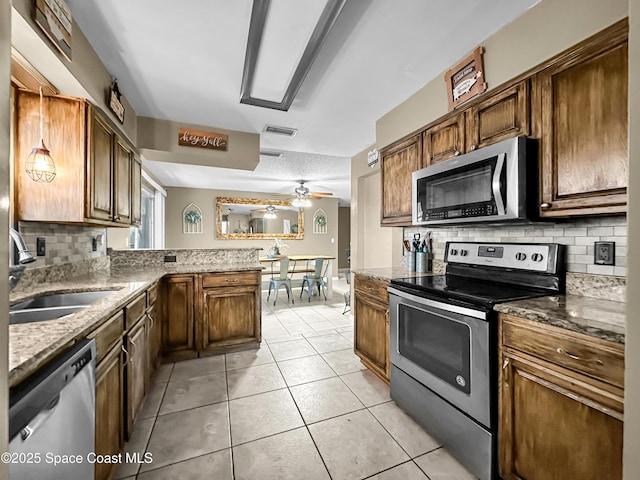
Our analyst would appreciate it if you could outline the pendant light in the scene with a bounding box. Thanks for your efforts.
[25,87,56,183]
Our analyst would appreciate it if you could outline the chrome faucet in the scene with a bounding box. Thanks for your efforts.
[9,227,35,291]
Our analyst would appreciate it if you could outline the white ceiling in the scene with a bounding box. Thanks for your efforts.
[65,0,538,204]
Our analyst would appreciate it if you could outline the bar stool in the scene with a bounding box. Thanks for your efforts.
[300,258,328,302]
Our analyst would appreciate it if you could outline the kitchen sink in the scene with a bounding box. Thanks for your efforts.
[9,290,120,325]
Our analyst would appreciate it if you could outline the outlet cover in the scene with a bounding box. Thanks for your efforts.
[36,237,46,256]
[594,241,615,265]
[164,255,177,263]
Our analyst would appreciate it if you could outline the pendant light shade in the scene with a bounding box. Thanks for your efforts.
[25,87,56,183]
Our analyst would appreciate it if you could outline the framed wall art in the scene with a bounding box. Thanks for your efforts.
[444,46,487,111]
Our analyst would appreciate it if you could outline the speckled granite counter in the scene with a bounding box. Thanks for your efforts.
[9,262,262,388]
[351,267,438,283]
[494,295,625,344]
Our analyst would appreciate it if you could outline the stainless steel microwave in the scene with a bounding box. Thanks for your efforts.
[412,136,535,225]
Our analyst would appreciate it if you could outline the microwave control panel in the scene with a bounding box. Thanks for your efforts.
[446,242,554,272]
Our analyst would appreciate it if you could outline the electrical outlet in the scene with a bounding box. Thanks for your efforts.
[92,237,98,252]
[36,237,46,256]
[164,255,177,263]
[594,241,615,265]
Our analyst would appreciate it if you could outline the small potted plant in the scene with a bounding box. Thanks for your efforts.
[271,238,289,257]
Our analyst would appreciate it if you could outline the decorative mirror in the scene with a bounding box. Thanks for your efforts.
[216,197,304,240]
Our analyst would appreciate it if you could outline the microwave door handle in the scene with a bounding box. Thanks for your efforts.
[492,153,506,216]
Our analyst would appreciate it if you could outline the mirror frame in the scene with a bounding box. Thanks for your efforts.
[216,196,305,240]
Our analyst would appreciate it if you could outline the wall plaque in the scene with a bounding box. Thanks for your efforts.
[445,46,487,111]
[108,81,125,124]
[34,0,72,62]
[178,128,228,151]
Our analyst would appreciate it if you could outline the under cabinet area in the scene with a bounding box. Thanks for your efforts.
[498,313,624,480]
[15,91,140,227]
[161,271,262,361]
[353,274,390,383]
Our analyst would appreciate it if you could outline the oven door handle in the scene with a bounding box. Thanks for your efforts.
[492,153,506,216]
[387,287,487,320]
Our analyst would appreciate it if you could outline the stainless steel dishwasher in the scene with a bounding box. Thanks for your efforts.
[9,339,96,480]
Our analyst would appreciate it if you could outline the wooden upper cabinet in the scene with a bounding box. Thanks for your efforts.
[466,81,530,151]
[113,136,132,225]
[380,134,422,226]
[15,91,88,223]
[88,113,114,222]
[131,157,142,226]
[422,114,465,166]
[534,21,628,217]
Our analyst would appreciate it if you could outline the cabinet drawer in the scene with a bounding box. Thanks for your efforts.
[125,293,146,331]
[89,310,124,363]
[354,275,390,303]
[501,315,624,388]
[147,283,158,307]
[201,271,259,288]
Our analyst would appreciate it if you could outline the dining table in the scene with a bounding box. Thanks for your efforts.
[259,254,336,299]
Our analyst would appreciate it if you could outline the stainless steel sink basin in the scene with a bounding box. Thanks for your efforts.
[10,290,119,311]
[9,306,87,325]
[9,290,120,325]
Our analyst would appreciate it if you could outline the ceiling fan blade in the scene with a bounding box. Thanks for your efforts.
[309,191,333,198]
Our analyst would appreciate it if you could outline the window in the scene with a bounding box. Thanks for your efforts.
[129,171,166,249]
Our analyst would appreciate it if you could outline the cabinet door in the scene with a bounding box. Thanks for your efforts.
[466,81,529,151]
[146,303,161,384]
[535,26,628,217]
[126,319,147,438]
[354,291,389,382]
[131,157,142,226]
[88,113,114,221]
[114,136,132,225]
[499,351,623,480]
[162,275,195,358]
[95,342,124,480]
[422,114,465,166]
[201,285,260,353]
[380,134,422,226]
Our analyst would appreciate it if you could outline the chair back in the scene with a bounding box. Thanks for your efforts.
[272,258,290,280]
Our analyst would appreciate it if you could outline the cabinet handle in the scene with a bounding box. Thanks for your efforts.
[502,358,509,370]
[454,150,461,156]
[121,345,130,366]
[540,203,552,209]
[147,313,154,329]
[115,215,122,220]
[470,145,477,151]
[225,279,238,283]
[556,347,604,366]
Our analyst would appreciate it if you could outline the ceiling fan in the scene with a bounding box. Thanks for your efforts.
[251,204,278,219]
[290,180,333,207]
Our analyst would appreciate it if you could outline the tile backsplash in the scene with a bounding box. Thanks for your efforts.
[405,216,627,277]
[17,221,108,268]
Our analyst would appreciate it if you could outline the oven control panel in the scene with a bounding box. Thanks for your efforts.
[445,242,557,272]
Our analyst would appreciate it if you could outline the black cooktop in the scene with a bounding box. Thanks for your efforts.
[390,275,555,309]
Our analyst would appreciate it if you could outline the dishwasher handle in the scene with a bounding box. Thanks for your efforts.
[19,394,60,442]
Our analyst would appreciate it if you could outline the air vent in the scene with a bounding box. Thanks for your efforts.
[263,125,298,137]
[260,150,284,158]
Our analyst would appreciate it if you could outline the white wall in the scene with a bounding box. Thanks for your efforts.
[624,0,639,477]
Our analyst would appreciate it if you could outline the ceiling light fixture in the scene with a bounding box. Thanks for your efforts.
[264,205,277,219]
[291,181,312,208]
[240,0,347,111]
[25,87,56,183]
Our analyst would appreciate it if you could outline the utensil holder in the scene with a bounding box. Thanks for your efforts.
[406,252,416,271]
[416,252,432,273]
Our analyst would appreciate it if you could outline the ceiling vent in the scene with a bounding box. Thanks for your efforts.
[263,125,298,137]
[260,150,284,158]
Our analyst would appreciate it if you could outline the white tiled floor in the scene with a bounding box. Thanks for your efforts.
[115,292,477,479]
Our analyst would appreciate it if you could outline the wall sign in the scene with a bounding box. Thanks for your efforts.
[444,46,487,111]
[367,149,379,168]
[178,128,228,151]
[108,81,125,124]
[34,0,73,62]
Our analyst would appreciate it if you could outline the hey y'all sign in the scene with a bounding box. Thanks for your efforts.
[178,128,228,151]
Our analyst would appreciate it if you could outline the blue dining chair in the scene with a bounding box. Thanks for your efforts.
[267,258,294,305]
[300,258,328,302]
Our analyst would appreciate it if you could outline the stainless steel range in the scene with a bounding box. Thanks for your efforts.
[388,242,566,480]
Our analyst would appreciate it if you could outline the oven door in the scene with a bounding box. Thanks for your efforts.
[388,287,491,428]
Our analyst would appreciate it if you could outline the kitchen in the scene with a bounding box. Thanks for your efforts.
[1,0,640,480]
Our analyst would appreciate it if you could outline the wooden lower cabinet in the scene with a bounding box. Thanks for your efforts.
[162,275,196,361]
[126,319,147,438]
[499,314,624,480]
[353,274,390,382]
[95,342,124,480]
[146,303,161,384]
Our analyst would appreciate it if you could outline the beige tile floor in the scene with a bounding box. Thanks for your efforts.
[115,290,477,480]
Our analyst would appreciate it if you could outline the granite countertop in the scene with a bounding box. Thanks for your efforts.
[351,267,439,283]
[494,294,626,344]
[9,262,262,388]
